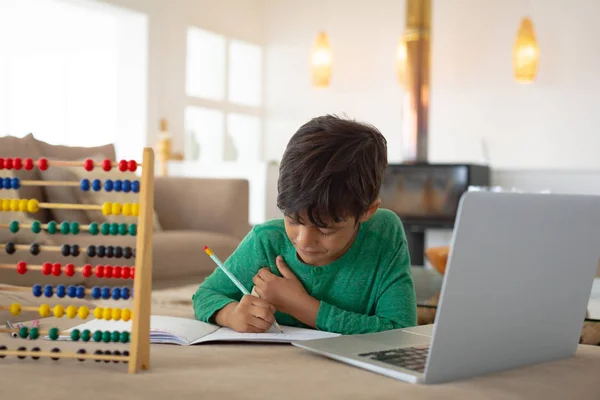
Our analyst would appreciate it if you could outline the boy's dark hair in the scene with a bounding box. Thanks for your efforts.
[277,114,388,228]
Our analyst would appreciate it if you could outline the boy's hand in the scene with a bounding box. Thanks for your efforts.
[215,295,276,333]
[252,255,311,315]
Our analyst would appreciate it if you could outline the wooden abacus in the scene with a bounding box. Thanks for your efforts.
[0,148,154,373]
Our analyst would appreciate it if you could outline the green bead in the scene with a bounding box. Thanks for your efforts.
[89,222,99,235]
[49,327,59,340]
[9,220,19,233]
[29,327,39,340]
[120,331,130,343]
[70,221,80,235]
[31,220,41,234]
[70,329,81,341]
[93,330,103,342]
[118,223,127,235]
[60,221,70,234]
[129,224,137,236]
[81,329,91,342]
[111,330,120,342]
[110,223,119,236]
[18,326,28,339]
[102,331,111,343]
[47,221,57,234]
[101,223,110,236]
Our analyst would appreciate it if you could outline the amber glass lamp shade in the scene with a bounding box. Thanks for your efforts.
[514,17,539,83]
[311,31,332,87]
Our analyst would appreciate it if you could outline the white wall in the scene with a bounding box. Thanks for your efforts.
[262,0,406,162]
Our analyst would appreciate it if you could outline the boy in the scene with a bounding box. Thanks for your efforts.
[192,115,417,335]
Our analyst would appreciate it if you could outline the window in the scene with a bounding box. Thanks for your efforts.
[0,0,147,161]
[185,26,263,163]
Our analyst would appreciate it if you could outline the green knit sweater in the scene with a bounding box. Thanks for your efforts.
[192,208,417,335]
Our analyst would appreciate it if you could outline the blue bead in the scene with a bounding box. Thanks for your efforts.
[43,284,53,298]
[113,179,122,192]
[67,285,77,298]
[56,284,66,298]
[120,287,130,300]
[32,284,42,297]
[91,287,101,299]
[111,288,121,300]
[101,287,111,300]
[11,177,20,190]
[3,177,11,189]
[104,179,113,192]
[76,286,85,299]
[122,180,131,193]
[92,179,102,192]
[80,179,90,192]
[132,180,140,193]
[0,178,3,189]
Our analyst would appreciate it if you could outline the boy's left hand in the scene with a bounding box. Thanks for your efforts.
[252,255,309,315]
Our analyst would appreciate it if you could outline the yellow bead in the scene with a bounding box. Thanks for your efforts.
[102,202,112,216]
[78,306,89,319]
[132,203,140,217]
[122,203,132,216]
[111,202,122,215]
[39,304,50,318]
[112,308,121,321]
[103,307,113,320]
[9,303,21,316]
[93,307,104,319]
[121,308,131,322]
[53,304,64,318]
[10,199,19,211]
[18,199,28,212]
[2,199,10,211]
[66,305,77,318]
[27,199,39,213]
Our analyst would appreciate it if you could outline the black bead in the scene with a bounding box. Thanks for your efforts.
[97,245,106,257]
[133,248,136,258]
[87,245,96,257]
[30,243,40,255]
[61,244,70,257]
[5,242,16,254]
[76,348,86,362]
[94,349,103,362]
[17,346,26,359]
[51,347,60,361]
[112,350,121,363]
[114,247,123,258]
[70,244,80,257]
[123,247,132,259]
[106,246,114,258]
[122,350,129,363]
[0,345,6,358]
[103,350,111,363]
[31,347,40,360]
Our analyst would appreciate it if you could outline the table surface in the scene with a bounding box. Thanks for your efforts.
[1,317,600,399]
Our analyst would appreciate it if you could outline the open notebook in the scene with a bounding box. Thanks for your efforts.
[56,315,340,345]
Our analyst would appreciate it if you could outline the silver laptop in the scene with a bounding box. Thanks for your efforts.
[292,191,600,384]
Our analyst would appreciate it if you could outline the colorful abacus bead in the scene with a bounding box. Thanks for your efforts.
[5,242,16,254]
[128,160,137,172]
[132,180,140,193]
[84,158,94,171]
[47,221,57,234]
[80,178,91,191]
[31,220,41,233]
[118,159,128,171]
[122,180,131,193]
[65,263,75,276]
[10,303,21,316]
[92,179,102,192]
[29,327,39,340]
[82,264,92,277]
[30,243,40,255]
[102,159,112,171]
[60,221,70,234]
[32,284,42,297]
[37,158,48,171]
[27,199,39,213]
[18,326,28,339]
[24,158,34,171]
[56,284,66,298]
[52,263,61,276]
[9,220,19,233]
[44,284,53,297]
[17,261,27,274]
[114,179,123,191]
[89,222,99,235]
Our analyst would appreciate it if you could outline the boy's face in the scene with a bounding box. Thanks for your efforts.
[284,201,380,266]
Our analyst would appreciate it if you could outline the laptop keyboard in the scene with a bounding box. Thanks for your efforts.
[358,346,429,373]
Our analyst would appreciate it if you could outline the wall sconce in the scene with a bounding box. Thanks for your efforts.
[514,17,539,83]
[396,34,408,87]
[311,31,332,87]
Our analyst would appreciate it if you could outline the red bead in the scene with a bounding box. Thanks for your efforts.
[130,267,135,279]
[0,157,4,169]
[102,159,112,171]
[104,266,113,278]
[12,157,22,170]
[42,262,52,275]
[83,158,94,171]
[118,160,128,172]
[52,263,61,276]
[65,263,75,277]
[121,267,130,279]
[37,158,49,171]
[95,265,104,278]
[113,266,122,279]
[82,264,92,278]
[5,158,13,169]
[16,261,27,275]
[127,160,137,172]
[23,158,34,170]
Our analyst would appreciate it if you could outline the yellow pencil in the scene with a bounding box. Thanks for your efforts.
[203,246,284,334]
